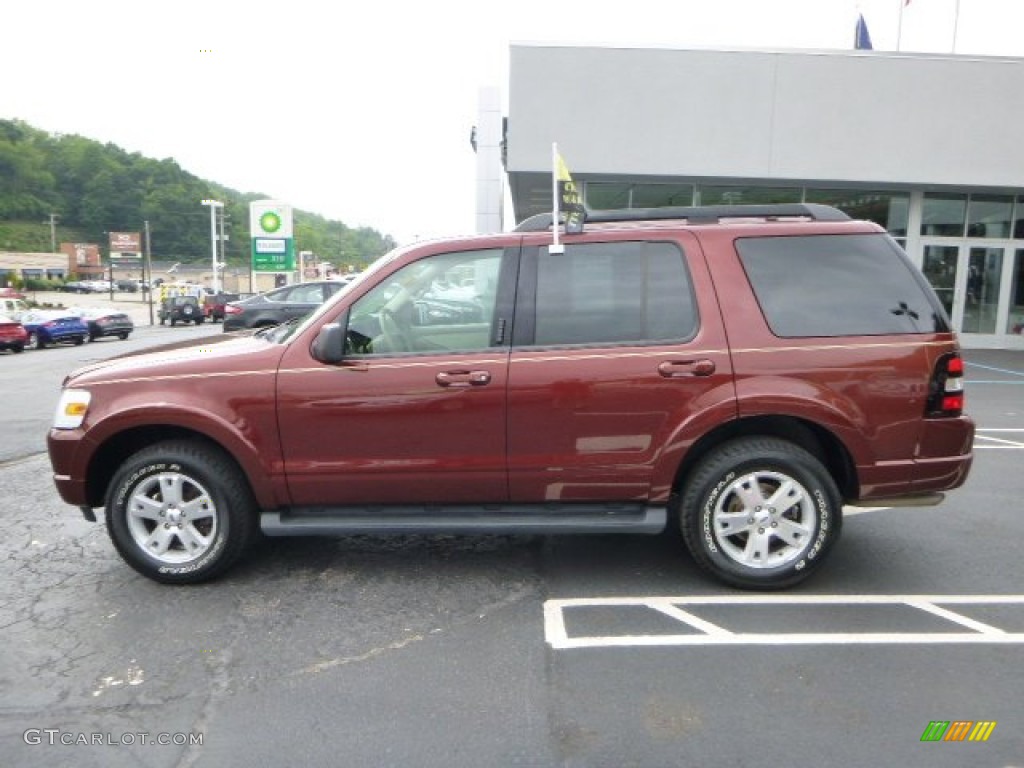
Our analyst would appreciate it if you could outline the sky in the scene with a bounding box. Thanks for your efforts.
[3,0,1023,247]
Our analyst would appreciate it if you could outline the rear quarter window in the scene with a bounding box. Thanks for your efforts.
[736,234,948,337]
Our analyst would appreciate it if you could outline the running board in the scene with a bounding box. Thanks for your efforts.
[261,503,667,536]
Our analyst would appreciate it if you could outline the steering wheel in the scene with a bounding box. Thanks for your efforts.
[379,308,412,353]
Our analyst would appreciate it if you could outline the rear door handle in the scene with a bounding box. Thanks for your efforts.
[658,359,716,378]
[436,370,492,388]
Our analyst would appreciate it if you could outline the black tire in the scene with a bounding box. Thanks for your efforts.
[73,336,85,346]
[88,332,98,342]
[679,437,842,590]
[105,440,258,584]
[12,344,23,354]
[118,332,129,340]
[28,332,46,350]
[170,317,177,327]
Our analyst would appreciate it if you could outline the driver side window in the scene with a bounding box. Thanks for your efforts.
[346,249,502,355]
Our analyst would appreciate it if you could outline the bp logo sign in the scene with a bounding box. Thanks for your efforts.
[259,211,282,234]
[250,200,295,272]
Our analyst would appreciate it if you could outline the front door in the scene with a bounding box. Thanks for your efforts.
[276,246,515,506]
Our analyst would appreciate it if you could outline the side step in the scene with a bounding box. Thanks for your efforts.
[261,503,667,536]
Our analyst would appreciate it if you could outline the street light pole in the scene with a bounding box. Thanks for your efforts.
[201,199,223,293]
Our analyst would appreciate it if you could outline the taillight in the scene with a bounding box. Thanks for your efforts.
[225,305,243,315]
[927,352,965,417]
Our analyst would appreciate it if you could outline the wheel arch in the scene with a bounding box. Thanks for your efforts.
[82,425,270,510]
[672,415,859,502]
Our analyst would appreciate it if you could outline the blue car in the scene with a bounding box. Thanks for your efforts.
[21,310,89,350]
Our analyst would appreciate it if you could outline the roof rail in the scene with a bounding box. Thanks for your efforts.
[514,203,850,232]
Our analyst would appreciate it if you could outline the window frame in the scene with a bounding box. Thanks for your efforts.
[342,245,521,358]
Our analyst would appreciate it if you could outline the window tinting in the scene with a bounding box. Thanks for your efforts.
[534,242,696,346]
[736,234,947,337]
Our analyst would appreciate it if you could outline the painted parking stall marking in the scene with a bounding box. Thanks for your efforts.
[974,429,1024,450]
[543,595,1024,649]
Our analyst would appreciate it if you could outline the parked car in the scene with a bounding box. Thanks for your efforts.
[0,287,25,299]
[48,203,973,587]
[204,292,240,322]
[21,310,88,349]
[0,314,28,353]
[222,281,345,331]
[0,297,29,321]
[158,295,204,326]
[112,279,149,293]
[72,307,134,342]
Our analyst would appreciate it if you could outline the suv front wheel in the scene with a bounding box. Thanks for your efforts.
[680,437,842,590]
[105,441,257,584]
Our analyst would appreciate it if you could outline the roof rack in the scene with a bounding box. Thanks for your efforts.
[514,203,850,232]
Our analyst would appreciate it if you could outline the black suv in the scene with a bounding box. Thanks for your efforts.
[222,280,345,332]
[158,296,204,326]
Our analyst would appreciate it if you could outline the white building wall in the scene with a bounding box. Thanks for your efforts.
[508,44,1024,188]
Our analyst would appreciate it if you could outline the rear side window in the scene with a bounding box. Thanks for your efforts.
[736,234,948,337]
[532,241,696,346]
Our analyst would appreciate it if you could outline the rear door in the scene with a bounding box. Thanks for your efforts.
[506,234,735,504]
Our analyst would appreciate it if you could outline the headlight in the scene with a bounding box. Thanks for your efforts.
[53,389,92,430]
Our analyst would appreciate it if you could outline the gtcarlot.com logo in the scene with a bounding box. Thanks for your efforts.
[921,720,997,742]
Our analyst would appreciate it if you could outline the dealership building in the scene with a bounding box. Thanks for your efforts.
[500,44,1024,349]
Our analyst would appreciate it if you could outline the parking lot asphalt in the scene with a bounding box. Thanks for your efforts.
[1,334,1022,767]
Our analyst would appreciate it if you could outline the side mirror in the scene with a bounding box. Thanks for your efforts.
[311,322,346,364]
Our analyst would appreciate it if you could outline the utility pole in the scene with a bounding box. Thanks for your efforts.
[49,213,59,253]
[218,204,226,293]
[144,220,154,326]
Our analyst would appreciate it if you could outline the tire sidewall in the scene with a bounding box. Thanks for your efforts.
[107,451,236,583]
[685,440,841,589]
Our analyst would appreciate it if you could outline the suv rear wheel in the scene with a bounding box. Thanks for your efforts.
[680,437,841,589]
[105,441,257,584]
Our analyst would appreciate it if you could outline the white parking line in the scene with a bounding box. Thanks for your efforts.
[544,595,1024,649]
[975,428,1024,449]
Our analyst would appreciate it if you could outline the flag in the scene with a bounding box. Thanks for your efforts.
[555,150,585,235]
[854,13,873,50]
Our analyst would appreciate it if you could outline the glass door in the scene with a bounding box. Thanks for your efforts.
[962,247,1003,334]
[921,244,963,328]
[921,242,1012,335]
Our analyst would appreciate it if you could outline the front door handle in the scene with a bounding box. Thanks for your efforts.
[436,370,492,388]
[658,359,716,378]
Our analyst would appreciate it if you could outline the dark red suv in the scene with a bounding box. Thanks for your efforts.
[48,204,973,588]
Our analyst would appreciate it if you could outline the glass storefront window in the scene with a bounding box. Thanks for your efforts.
[1014,196,1024,239]
[1009,250,1024,335]
[631,184,694,208]
[805,189,909,236]
[922,194,967,237]
[585,182,631,210]
[698,186,802,206]
[967,194,1012,239]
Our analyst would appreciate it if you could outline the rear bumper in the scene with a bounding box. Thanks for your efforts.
[856,415,974,501]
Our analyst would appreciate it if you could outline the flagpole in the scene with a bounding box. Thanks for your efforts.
[951,0,961,53]
[551,142,561,253]
[896,0,905,51]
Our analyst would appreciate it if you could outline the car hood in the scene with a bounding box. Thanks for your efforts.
[64,333,288,387]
